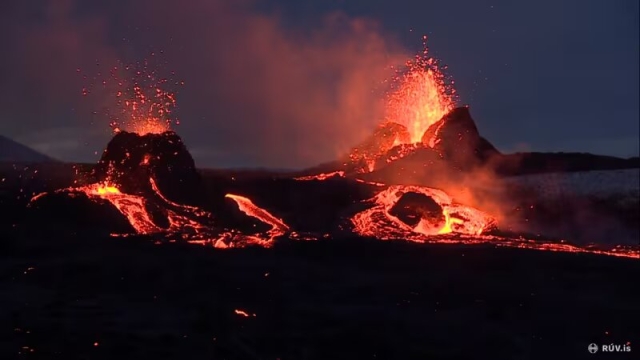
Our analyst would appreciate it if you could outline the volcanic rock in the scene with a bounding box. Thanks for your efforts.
[93,131,205,206]
[26,191,135,235]
[349,122,411,163]
[421,107,500,169]
[388,191,445,229]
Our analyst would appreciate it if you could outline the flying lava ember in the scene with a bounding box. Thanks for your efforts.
[25,48,639,259]
[385,36,456,145]
[348,37,457,170]
[81,55,183,136]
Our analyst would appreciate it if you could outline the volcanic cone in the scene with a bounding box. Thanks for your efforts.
[94,131,205,206]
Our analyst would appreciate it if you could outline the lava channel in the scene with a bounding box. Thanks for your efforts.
[350,185,639,259]
[30,179,291,249]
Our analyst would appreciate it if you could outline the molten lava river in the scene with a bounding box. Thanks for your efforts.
[28,168,639,258]
[30,177,288,249]
[295,173,639,259]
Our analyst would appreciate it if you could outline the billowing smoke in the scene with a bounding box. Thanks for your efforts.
[1,0,409,168]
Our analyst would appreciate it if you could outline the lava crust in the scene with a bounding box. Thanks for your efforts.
[388,191,445,229]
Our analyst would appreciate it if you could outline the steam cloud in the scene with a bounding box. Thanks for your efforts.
[0,0,410,168]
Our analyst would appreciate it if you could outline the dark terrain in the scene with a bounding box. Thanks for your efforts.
[2,232,638,359]
[1,160,638,359]
[1,109,638,358]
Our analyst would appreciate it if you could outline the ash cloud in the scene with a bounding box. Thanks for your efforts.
[0,0,409,169]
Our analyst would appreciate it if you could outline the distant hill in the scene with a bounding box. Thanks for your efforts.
[491,152,639,176]
[0,135,58,163]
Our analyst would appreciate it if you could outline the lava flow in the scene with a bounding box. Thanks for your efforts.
[224,194,290,241]
[347,184,639,258]
[351,185,495,239]
[30,178,289,248]
[29,129,292,248]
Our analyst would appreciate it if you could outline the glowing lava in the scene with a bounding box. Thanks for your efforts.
[80,56,183,136]
[383,36,456,145]
[51,50,635,260]
[30,179,291,248]
[294,171,345,181]
[349,185,639,259]
[224,194,290,241]
[347,38,456,171]
[110,78,177,135]
[352,185,494,239]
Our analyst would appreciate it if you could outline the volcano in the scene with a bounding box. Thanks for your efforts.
[26,130,288,245]
[364,106,501,170]
[93,130,205,206]
[301,106,500,178]
[304,105,637,183]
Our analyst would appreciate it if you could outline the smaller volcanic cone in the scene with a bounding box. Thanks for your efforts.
[388,191,446,230]
[421,107,500,169]
[93,130,205,206]
[349,122,411,169]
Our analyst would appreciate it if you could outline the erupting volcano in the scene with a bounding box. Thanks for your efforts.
[349,38,458,170]
[20,47,639,259]
[29,62,293,248]
[29,130,291,248]
[93,130,203,206]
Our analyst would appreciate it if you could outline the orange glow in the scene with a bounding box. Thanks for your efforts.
[31,47,638,260]
[92,184,121,196]
[234,309,255,317]
[294,171,345,181]
[352,185,494,238]
[436,209,465,235]
[30,176,293,248]
[81,182,161,234]
[383,37,456,145]
[224,193,290,241]
[349,185,638,258]
[28,174,639,258]
[347,39,456,170]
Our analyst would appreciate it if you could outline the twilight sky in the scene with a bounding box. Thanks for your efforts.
[0,0,638,169]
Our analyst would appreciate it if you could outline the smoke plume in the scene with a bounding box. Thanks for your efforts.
[1,0,410,168]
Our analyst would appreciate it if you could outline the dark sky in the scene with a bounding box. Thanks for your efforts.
[1,0,638,169]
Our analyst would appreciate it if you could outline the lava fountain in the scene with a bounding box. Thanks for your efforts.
[349,36,456,169]
[30,58,291,248]
[384,37,457,145]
